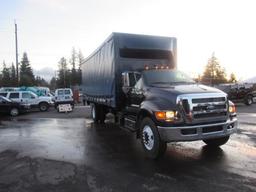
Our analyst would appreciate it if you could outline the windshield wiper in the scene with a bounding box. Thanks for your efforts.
[150,82,170,84]
[171,81,195,84]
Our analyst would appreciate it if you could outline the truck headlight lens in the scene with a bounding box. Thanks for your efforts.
[155,111,178,122]
[166,111,175,119]
[228,101,236,114]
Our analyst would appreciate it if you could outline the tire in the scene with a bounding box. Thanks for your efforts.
[91,104,106,124]
[245,95,253,105]
[39,102,49,112]
[91,104,99,123]
[140,117,167,159]
[99,109,106,124]
[203,136,230,147]
[10,108,19,116]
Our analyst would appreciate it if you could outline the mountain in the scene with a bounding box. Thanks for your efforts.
[34,67,55,82]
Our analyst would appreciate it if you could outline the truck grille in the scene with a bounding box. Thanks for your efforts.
[178,93,228,123]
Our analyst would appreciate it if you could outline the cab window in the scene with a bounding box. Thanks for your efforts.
[9,92,19,99]
[57,90,64,95]
[0,92,7,97]
[64,90,71,95]
[134,78,143,90]
[22,93,31,99]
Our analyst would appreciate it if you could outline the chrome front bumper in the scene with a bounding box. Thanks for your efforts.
[158,118,238,142]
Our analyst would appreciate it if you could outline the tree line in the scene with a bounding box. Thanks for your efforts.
[50,48,84,89]
[1,50,237,90]
[0,48,84,90]
[197,53,237,85]
[0,52,48,88]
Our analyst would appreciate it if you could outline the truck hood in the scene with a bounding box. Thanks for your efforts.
[147,83,225,105]
[163,84,223,94]
[38,96,52,102]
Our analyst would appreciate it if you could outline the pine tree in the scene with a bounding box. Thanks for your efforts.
[10,63,17,86]
[50,77,57,90]
[57,57,69,88]
[2,61,11,87]
[77,49,84,85]
[70,47,77,86]
[35,76,49,87]
[229,73,237,83]
[201,53,227,85]
[19,52,35,86]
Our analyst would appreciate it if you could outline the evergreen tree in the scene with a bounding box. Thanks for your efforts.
[77,49,84,85]
[70,47,77,86]
[19,52,35,86]
[35,76,49,87]
[2,61,11,87]
[10,63,17,86]
[57,57,70,88]
[50,77,57,90]
[229,73,237,83]
[201,53,227,85]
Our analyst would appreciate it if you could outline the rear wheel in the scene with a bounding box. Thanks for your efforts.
[140,117,167,159]
[10,108,19,116]
[203,136,230,147]
[245,95,253,105]
[91,104,106,124]
[39,102,49,112]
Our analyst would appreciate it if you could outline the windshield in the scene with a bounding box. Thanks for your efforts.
[143,70,195,86]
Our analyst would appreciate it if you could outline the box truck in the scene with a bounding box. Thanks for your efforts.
[81,33,237,159]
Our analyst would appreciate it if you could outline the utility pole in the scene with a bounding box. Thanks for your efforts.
[15,21,19,84]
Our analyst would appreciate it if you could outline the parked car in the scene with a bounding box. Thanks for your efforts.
[54,88,74,109]
[0,96,30,116]
[0,91,54,111]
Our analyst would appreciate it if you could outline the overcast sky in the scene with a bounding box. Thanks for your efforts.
[0,0,255,80]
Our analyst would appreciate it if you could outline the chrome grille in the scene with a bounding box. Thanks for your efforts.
[177,93,228,123]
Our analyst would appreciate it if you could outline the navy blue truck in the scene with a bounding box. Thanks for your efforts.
[81,33,237,159]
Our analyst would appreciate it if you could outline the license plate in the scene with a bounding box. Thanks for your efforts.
[58,104,72,112]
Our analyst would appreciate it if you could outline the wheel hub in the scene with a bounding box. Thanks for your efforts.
[142,125,154,150]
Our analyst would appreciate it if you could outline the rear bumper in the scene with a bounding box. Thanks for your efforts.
[158,118,237,142]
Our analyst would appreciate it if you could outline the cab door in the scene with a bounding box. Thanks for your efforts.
[8,92,21,103]
[21,92,31,104]
[130,78,144,107]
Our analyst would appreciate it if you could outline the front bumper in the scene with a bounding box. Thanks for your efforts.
[158,118,238,142]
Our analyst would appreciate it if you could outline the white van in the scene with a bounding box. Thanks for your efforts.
[54,88,74,109]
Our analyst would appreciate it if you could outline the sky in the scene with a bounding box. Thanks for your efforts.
[0,0,255,81]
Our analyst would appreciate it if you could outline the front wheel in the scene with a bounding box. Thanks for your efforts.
[203,136,230,147]
[10,108,19,116]
[140,117,167,159]
[39,102,49,112]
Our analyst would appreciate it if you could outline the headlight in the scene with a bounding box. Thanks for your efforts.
[155,111,179,122]
[228,100,236,114]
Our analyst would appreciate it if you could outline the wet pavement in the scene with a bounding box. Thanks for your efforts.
[0,108,256,192]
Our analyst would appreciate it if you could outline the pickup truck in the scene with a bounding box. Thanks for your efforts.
[216,83,256,105]
[81,33,238,159]
[0,91,54,112]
